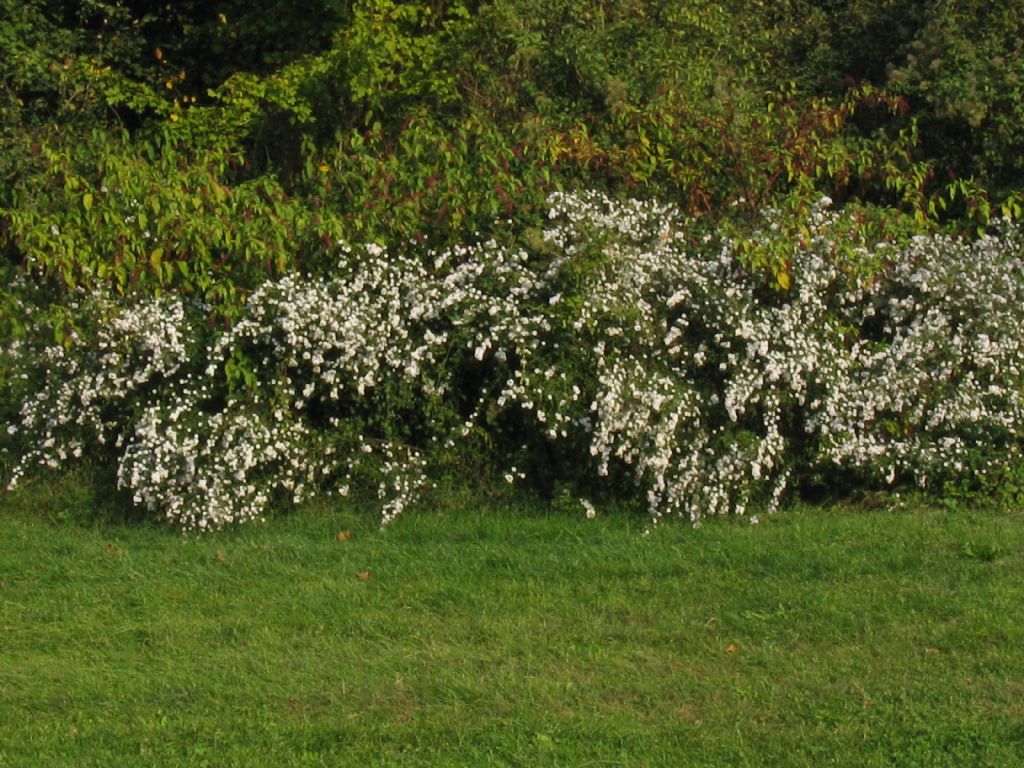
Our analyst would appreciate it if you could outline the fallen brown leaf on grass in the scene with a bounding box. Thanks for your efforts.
[726,643,737,655]
[336,530,352,542]
[356,571,372,581]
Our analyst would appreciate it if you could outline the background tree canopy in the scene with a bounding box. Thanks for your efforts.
[1,0,1022,313]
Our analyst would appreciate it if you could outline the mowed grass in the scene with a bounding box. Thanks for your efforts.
[1,475,1023,767]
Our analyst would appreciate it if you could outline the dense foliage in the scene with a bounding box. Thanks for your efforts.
[2,1,1023,526]
[5,194,1024,529]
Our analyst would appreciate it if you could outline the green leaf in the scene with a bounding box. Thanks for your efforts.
[83,193,93,211]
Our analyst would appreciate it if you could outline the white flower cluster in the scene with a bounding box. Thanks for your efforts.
[814,228,1024,486]
[3,237,550,529]
[118,402,321,529]
[4,292,190,489]
[4,191,1024,529]
[536,192,1024,522]
[540,190,809,523]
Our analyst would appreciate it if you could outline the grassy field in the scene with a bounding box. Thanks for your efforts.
[1,474,1022,767]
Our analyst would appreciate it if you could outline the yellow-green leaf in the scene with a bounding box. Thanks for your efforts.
[83,193,93,211]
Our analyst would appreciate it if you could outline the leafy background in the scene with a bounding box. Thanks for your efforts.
[2,0,1023,526]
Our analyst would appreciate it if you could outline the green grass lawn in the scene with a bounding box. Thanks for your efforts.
[1,475,1022,767]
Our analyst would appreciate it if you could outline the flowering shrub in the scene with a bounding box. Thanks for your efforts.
[815,228,1024,485]
[4,192,1024,529]
[3,289,197,488]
